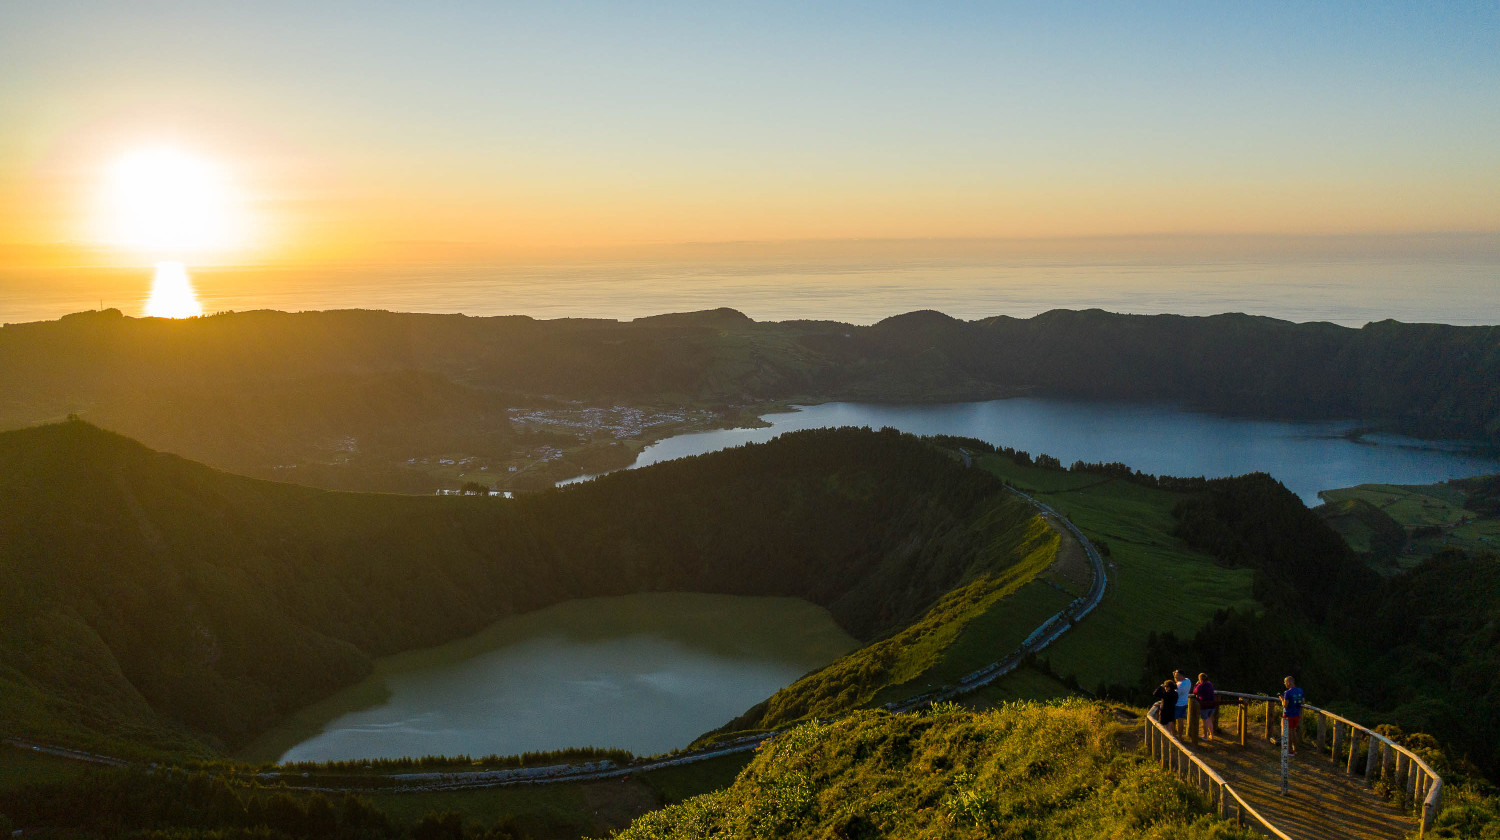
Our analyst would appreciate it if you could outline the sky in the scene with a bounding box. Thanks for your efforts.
[1,1,1498,267]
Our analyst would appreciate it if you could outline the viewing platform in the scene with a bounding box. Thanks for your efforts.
[1146,692,1442,840]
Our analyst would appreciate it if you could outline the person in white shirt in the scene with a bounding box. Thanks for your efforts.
[1173,669,1192,736]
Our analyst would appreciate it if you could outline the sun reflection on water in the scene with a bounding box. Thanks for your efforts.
[144,261,203,318]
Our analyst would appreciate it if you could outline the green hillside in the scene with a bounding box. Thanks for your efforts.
[1316,497,1407,558]
[611,701,1248,840]
[0,421,1047,757]
[1318,478,1500,568]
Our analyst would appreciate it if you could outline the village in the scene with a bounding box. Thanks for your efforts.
[409,403,730,493]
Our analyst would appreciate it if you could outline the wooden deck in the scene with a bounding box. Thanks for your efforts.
[1188,726,1416,840]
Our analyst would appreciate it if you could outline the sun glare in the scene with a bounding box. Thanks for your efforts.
[100,147,243,255]
[145,261,204,319]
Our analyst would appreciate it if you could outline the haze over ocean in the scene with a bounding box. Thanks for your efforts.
[6,242,1498,326]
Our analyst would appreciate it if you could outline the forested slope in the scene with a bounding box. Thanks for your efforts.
[0,422,1039,756]
[1147,472,1500,775]
[2,307,1497,489]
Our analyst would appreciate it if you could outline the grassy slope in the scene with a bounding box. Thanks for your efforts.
[872,579,1072,700]
[974,454,1258,689]
[718,505,1058,733]
[609,701,1252,840]
[1316,498,1403,555]
[1320,481,1500,566]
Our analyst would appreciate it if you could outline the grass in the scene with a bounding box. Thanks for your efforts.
[0,743,90,794]
[606,701,1256,840]
[733,500,1062,730]
[1317,500,1388,554]
[869,578,1073,704]
[355,751,753,839]
[638,753,754,804]
[1319,483,1470,529]
[367,782,600,838]
[977,454,1258,689]
[959,666,1080,709]
[1318,481,1500,565]
[1420,517,1500,556]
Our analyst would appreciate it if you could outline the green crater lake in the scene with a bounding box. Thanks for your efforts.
[241,593,857,763]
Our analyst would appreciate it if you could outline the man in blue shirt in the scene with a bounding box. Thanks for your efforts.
[1173,669,1191,736]
[1280,676,1305,755]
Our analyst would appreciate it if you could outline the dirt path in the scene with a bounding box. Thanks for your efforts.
[1039,512,1092,594]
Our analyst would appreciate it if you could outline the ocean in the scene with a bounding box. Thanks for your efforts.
[3,245,1498,326]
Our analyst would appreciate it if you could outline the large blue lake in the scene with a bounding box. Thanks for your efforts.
[573,399,1499,504]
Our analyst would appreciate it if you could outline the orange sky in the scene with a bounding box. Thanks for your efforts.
[2,3,1497,268]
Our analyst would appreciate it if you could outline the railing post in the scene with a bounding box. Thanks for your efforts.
[1423,777,1443,836]
[1365,735,1379,782]
[1406,758,1420,810]
[1238,703,1247,747]
[1347,730,1361,774]
[1279,717,1290,796]
[1331,721,1344,766]
[1316,710,1327,753]
[1188,697,1200,746]
[1265,700,1275,742]
[1395,752,1410,808]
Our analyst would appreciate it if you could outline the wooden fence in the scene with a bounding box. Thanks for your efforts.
[1215,692,1443,837]
[1147,691,1444,838]
[1146,700,1293,839]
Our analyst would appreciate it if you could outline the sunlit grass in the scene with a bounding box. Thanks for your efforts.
[976,454,1258,689]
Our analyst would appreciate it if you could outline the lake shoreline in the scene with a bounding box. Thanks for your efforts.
[559,398,1500,504]
[239,592,858,765]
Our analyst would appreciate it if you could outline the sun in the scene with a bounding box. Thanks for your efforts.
[144,261,204,319]
[99,146,243,255]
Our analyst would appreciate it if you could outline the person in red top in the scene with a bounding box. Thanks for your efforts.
[1191,673,1217,740]
[1281,676,1306,755]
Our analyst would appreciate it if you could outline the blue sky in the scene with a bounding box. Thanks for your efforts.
[2,1,1497,258]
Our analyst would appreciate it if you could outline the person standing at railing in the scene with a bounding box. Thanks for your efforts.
[1191,673,1218,741]
[1173,669,1192,737]
[1280,676,1305,756]
[1152,679,1179,729]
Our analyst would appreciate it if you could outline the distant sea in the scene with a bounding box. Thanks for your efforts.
[4,246,1498,326]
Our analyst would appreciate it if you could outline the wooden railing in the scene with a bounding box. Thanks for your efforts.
[1145,700,1292,839]
[1214,691,1444,837]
